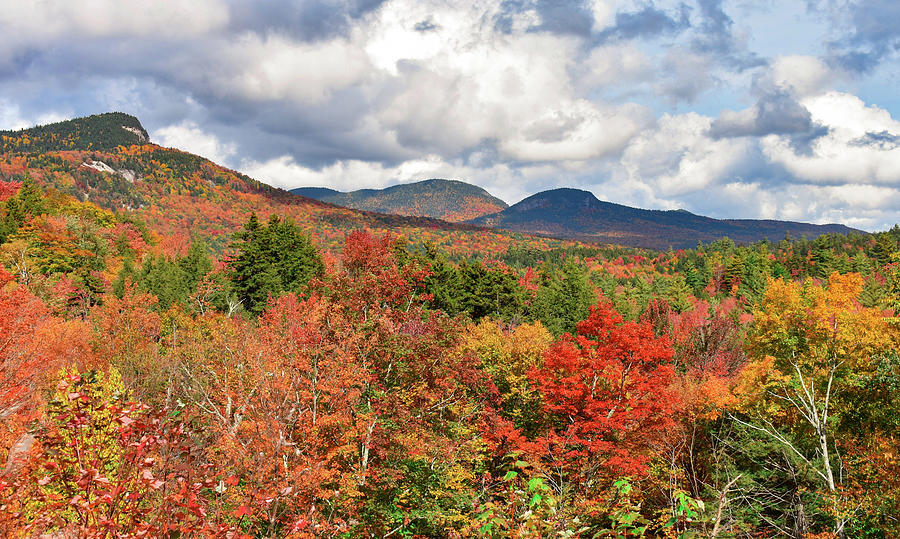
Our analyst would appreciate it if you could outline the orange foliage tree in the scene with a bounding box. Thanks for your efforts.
[0,267,93,467]
[528,298,680,489]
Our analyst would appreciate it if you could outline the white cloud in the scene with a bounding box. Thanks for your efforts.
[0,101,32,131]
[762,92,900,184]
[500,101,652,162]
[212,33,373,105]
[366,2,654,162]
[609,103,900,230]
[153,121,237,165]
[768,55,836,97]
[240,155,439,192]
[0,101,68,130]
[822,184,900,210]
[582,44,652,89]
[655,49,715,103]
[621,112,752,197]
[0,0,228,40]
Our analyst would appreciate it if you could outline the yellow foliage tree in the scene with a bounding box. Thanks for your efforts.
[460,318,552,435]
[735,272,897,535]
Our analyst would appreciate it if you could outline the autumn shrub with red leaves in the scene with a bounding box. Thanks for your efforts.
[526,298,679,484]
[0,180,20,202]
[0,370,237,538]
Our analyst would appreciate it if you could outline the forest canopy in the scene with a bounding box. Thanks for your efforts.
[1,149,899,537]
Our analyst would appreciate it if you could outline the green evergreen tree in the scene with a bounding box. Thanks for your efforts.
[112,257,137,298]
[17,176,47,217]
[664,274,693,313]
[178,241,214,287]
[115,241,215,311]
[417,242,462,315]
[532,260,595,336]
[0,177,44,244]
[138,256,185,310]
[0,197,22,244]
[227,213,323,315]
[740,247,770,299]
[870,233,896,267]
[456,260,524,321]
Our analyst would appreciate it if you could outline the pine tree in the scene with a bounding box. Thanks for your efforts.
[178,240,213,286]
[665,274,693,313]
[456,260,524,320]
[532,259,595,336]
[418,242,462,315]
[0,178,43,244]
[227,213,323,315]
[16,176,46,217]
[871,233,896,267]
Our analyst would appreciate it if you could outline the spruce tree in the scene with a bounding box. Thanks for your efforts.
[227,213,323,315]
[532,260,595,336]
[17,176,46,217]
[418,242,462,315]
[664,274,693,313]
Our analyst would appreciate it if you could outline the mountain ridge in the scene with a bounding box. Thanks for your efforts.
[0,112,149,153]
[468,188,861,250]
[0,112,865,252]
[290,178,508,222]
[0,113,573,256]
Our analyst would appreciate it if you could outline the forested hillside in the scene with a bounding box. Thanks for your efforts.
[0,114,574,256]
[0,113,149,153]
[470,188,861,250]
[291,178,508,222]
[1,115,899,537]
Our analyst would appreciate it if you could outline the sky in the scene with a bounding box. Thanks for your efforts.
[1,0,899,231]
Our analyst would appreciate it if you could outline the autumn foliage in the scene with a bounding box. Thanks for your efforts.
[2,139,900,536]
[529,300,678,479]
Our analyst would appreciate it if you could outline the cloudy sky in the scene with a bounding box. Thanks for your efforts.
[1,0,899,230]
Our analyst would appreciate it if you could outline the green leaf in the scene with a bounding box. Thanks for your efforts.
[503,470,518,480]
[613,477,633,495]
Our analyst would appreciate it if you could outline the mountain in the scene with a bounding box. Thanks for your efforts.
[0,112,149,153]
[2,113,862,254]
[291,187,342,199]
[290,179,508,222]
[0,114,572,256]
[468,188,861,250]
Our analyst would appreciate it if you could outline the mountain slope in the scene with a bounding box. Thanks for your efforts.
[290,179,508,222]
[0,114,572,256]
[0,112,149,153]
[3,113,862,255]
[469,188,861,250]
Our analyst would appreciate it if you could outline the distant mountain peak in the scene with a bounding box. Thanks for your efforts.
[0,112,149,153]
[515,188,601,211]
[469,187,862,250]
[290,178,508,222]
